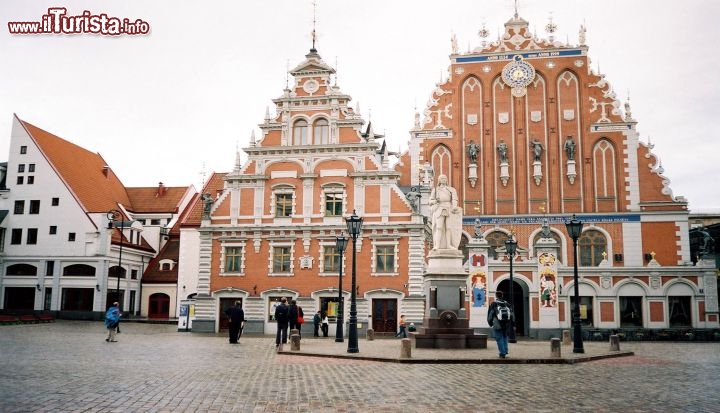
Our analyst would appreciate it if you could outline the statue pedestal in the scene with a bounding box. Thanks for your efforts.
[412,248,487,349]
[566,160,576,184]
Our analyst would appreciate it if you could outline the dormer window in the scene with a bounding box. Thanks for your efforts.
[293,119,308,145]
[159,259,175,271]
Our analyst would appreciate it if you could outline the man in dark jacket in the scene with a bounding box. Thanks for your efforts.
[225,300,245,344]
[487,291,514,358]
[274,297,289,348]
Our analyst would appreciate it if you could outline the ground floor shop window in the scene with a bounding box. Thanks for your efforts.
[669,296,691,327]
[570,296,594,326]
[3,287,35,310]
[61,288,94,311]
[320,297,341,322]
[620,296,643,327]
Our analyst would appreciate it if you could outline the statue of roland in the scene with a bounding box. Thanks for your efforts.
[429,174,463,250]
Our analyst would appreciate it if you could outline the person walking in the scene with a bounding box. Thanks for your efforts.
[395,314,407,338]
[321,312,329,337]
[104,302,121,342]
[224,300,245,344]
[288,300,304,338]
[487,291,514,358]
[274,297,289,348]
[313,311,321,337]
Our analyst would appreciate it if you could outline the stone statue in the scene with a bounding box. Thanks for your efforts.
[564,136,576,161]
[531,139,543,162]
[700,229,716,257]
[429,174,462,250]
[497,140,508,163]
[473,218,484,239]
[202,193,213,219]
[405,186,421,213]
[467,140,480,163]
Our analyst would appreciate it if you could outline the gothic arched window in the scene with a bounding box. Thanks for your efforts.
[578,230,606,266]
[485,231,510,260]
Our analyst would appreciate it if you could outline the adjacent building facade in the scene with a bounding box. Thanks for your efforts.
[0,115,196,319]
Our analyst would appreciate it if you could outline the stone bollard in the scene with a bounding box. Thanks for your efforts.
[562,330,571,345]
[366,328,375,341]
[290,329,301,351]
[400,338,412,359]
[609,334,620,351]
[550,338,562,358]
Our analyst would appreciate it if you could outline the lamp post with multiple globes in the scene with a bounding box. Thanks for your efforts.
[504,237,518,343]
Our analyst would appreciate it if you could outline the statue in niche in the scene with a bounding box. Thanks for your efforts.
[564,136,576,161]
[497,140,508,163]
[467,140,480,163]
[429,174,462,250]
[531,139,544,162]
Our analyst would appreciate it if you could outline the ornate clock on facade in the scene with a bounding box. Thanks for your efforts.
[501,55,536,97]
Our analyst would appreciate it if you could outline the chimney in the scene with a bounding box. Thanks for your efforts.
[102,166,109,177]
[157,182,167,197]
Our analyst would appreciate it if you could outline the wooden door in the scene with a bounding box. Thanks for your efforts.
[148,293,170,319]
[372,298,397,333]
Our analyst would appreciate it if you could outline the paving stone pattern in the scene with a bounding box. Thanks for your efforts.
[1,321,718,412]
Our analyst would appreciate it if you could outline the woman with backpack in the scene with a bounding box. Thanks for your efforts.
[487,291,514,358]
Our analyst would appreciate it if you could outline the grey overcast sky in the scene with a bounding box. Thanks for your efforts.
[1,0,718,211]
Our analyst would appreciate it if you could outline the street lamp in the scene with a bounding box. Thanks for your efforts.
[335,234,348,342]
[345,210,363,353]
[504,236,518,343]
[107,210,125,307]
[565,214,585,354]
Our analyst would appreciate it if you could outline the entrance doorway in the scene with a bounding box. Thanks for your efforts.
[148,293,170,319]
[498,279,525,336]
[372,299,398,334]
[218,298,241,331]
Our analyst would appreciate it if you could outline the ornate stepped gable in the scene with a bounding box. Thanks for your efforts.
[399,11,685,218]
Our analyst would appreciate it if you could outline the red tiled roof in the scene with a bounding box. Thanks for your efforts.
[19,117,131,213]
[126,185,192,213]
[142,238,179,283]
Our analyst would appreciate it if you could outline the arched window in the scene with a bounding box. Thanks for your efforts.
[6,263,38,276]
[578,230,606,266]
[108,265,127,279]
[485,231,510,260]
[293,120,308,145]
[431,145,452,183]
[62,264,96,276]
[532,231,563,263]
[314,118,329,145]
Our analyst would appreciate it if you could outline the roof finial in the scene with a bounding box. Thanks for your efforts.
[285,59,290,89]
[514,0,519,19]
[311,0,318,51]
[334,56,338,86]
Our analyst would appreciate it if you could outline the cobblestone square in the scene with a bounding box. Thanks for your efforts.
[1,321,718,412]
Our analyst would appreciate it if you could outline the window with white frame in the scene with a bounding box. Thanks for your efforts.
[293,119,308,145]
[224,246,243,273]
[272,186,295,218]
[320,184,345,217]
[271,245,292,274]
[314,118,329,144]
[322,245,341,273]
[372,241,399,275]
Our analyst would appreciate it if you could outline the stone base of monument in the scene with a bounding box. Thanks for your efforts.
[410,311,487,349]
